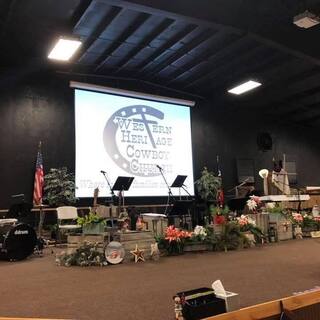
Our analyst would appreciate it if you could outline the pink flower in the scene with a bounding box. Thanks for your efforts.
[292,213,303,223]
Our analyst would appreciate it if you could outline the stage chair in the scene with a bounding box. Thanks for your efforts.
[56,206,81,243]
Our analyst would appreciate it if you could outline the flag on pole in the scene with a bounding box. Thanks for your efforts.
[33,142,44,206]
[216,155,224,206]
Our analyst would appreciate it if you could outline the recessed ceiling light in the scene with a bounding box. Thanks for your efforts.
[48,38,82,61]
[228,80,262,95]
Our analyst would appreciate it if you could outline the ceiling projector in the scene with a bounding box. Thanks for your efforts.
[293,10,320,28]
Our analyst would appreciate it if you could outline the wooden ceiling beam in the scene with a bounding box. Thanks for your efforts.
[94,12,150,72]
[145,28,215,78]
[184,43,265,89]
[169,35,251,85]
[113,18,175,74]
[95,0,242,35]
[73,5,123,62]
[135,23,198,74]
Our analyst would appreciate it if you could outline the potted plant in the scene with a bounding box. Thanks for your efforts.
[236,215,264,245]
[214,222,248,252]
[43,167,77,207]
[77,211,106,234]
[157,226,192,255]
[195,167,222,202]
[210,205,228,234]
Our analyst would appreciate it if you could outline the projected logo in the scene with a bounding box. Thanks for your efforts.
[103,105,173,177]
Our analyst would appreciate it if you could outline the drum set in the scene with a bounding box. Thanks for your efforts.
[0,218,37,261]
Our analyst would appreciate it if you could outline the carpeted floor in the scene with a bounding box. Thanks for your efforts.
[0,239,319,320]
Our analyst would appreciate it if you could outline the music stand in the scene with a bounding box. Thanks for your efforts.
[112,176,134,213]
[171,175,187,188]
[170,175,191,198]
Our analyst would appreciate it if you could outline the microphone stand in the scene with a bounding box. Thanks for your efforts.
[101,171,116,205]
[273,178,303,213]
[158,167,175,215]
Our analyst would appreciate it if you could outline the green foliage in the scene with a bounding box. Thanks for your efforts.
[301,213,318,229]
[214,222,249,252]
[195,167,222,201]
[44,167,77,206]
[56,241,107,267]
[267,203,286,215]
[77,211,106,227]
[210,205,230,216]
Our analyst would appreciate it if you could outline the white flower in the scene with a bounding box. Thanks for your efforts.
[194,225,207,239]
[247,217,256,225]
[266,202,275,209]
[247,199,257,211]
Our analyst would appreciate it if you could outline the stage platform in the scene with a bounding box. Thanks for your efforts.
[0,239,319,320]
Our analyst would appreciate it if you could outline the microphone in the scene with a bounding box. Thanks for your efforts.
[156,164,163,171]
[100,170,106,174]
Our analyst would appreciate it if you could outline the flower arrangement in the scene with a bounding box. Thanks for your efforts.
[291,212,303,226]
[236,215,264,240]
[236,215,256,228]
[165,225,192,242]
[246,195,261,213]
[210,205,229,225]
[193,225,207,241]
[162,225,192,255]
[290,212,320,231]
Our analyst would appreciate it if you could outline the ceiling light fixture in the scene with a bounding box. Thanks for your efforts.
[293,10,320,29]
[48,38,82,61]
[228,80,262,95]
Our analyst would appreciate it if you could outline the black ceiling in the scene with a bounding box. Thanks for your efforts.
[1,0,320,126]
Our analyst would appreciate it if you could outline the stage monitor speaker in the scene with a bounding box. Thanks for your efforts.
[257,132,272,151]
[236,158,255,184]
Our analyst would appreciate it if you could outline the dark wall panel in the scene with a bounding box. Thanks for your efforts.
[0,74,75,208]
[0,71,319,208]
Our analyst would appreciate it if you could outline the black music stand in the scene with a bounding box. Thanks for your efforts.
[112,176,134,213]
[171,175,187,188]
[171,175,192,197]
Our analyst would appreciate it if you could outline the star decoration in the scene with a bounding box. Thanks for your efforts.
[130,244,145,263]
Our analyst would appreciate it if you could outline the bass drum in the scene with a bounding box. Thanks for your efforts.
[0,223,37,261]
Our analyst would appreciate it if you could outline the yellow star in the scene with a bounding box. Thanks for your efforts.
[130,244,145,263]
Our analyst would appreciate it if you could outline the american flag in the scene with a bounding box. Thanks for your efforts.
[33,145,44,206]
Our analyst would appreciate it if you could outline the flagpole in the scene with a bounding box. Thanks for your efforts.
[34,141,46,238]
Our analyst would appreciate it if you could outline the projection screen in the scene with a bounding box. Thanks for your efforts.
[72,82,195,198]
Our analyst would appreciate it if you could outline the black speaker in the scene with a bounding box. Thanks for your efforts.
[257,132,272,151]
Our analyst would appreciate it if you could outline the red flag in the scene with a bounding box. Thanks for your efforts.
[33,142,44,206]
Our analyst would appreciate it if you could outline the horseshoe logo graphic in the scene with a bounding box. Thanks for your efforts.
[103,105,165,177]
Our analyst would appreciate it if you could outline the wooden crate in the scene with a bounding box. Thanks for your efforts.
[67,233,110,253]
[183,243,211,252]
[268,213,293,241]
[248,213,269,235]
[113,231,155,261]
